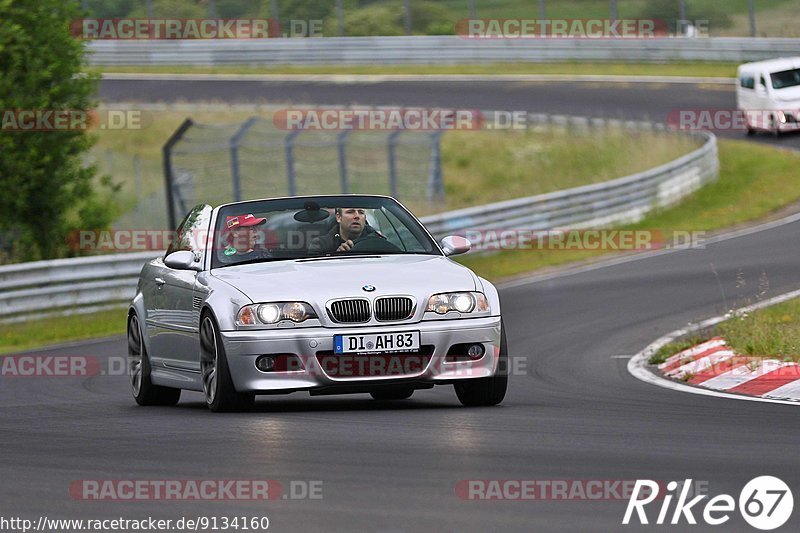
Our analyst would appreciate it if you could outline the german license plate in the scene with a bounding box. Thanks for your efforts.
[334,331,420,354]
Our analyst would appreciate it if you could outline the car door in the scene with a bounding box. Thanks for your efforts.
[146,204,212,372]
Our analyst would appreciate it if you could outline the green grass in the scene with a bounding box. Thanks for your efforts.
[0,307,127,355]
[437,126,699,214]
[457,139,800,280]
[95,61,739,78]
[648,336,709,365]
[650,297,800,365]
[82,0,799,37]
[717,298,800,360]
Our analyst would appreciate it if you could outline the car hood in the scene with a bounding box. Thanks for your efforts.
[774,85,800,105]
[210,255,477,303]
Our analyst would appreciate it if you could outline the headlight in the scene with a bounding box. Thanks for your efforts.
[426,292,490,316]
[237,302,317,326]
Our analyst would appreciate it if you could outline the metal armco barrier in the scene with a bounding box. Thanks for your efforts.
[0,117,718,322]
[86,37,800,65]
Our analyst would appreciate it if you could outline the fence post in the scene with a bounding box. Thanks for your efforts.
[229,117,258,202]
[271,0,280,31]
[336,0,345,36]
[427,130,444,201]
[387,129,402,198]
[162,118,194,230]
[403,0,412,35]
[133,154,142,198]
[284,129,301,196]
[337,130,351,194]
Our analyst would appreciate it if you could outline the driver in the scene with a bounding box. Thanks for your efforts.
[308,207,383,254]
[222,213,271,261]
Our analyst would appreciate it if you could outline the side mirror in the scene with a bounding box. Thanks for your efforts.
[441,236,471,257]
[164,250,201,271]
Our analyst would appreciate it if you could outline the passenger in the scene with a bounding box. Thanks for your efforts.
[222,214,270,261]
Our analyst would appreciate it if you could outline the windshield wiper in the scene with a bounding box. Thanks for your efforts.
[215,256,306,268]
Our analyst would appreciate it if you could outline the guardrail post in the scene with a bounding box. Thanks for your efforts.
[284,129,301,196]
[337,130,351,194]
[427,130,444,201]
[271,0,280,31]
[403,0,412,35]
[229,117,258,202]
[336,0,345,36]
[387,129,402,198]
[162,118,194,230]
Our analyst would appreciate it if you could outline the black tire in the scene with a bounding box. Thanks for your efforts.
[370,388,415,401]
[128,314,181,406]
[200,314,255,413]
[771,115,783,137]
[454,321,508,407]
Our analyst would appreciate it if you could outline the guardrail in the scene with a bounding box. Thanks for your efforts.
[0,116,717,322]
[423,120,718,238]
[0,252,157,323]
[87,36,800,66]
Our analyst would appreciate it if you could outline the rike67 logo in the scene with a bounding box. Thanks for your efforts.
[623,476,793,530]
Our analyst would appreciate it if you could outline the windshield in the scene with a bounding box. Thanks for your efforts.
[771,68,800,90]
[211,196,440,268]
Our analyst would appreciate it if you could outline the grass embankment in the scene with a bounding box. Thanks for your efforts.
[457,139,800,279]
[0,307,128,355]
[649,297,800,365]
[96,62,738,78]
[719,298,800,360]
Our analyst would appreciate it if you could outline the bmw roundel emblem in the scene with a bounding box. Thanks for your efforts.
[362,285,376,292]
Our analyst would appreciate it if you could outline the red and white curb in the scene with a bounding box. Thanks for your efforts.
[658,337,800,401]
[628,288,800,406]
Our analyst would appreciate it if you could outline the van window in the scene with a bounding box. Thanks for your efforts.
[771,68,800,90]
[760,75,768,89]
[740,75,755,89]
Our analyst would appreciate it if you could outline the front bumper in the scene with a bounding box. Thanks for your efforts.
[221,316,502,393]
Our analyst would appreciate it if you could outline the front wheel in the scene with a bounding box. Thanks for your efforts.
[200,314,255,412]
[128,314,181,406]
[454,321,508,407]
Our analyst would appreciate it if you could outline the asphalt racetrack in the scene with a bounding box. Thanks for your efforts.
[2,76,799,532]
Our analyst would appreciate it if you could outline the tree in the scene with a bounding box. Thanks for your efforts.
[0,0,115,261]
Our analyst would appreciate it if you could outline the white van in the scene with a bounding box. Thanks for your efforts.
[736,57,800,135]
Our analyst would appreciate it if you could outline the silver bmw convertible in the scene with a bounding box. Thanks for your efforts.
[128,195,506,412]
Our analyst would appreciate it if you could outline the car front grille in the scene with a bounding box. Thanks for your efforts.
[374,296,414,321]
[315,346,435,378]
[329,299,371,323]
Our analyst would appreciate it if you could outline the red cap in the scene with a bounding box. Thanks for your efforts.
[226,214,267,229]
